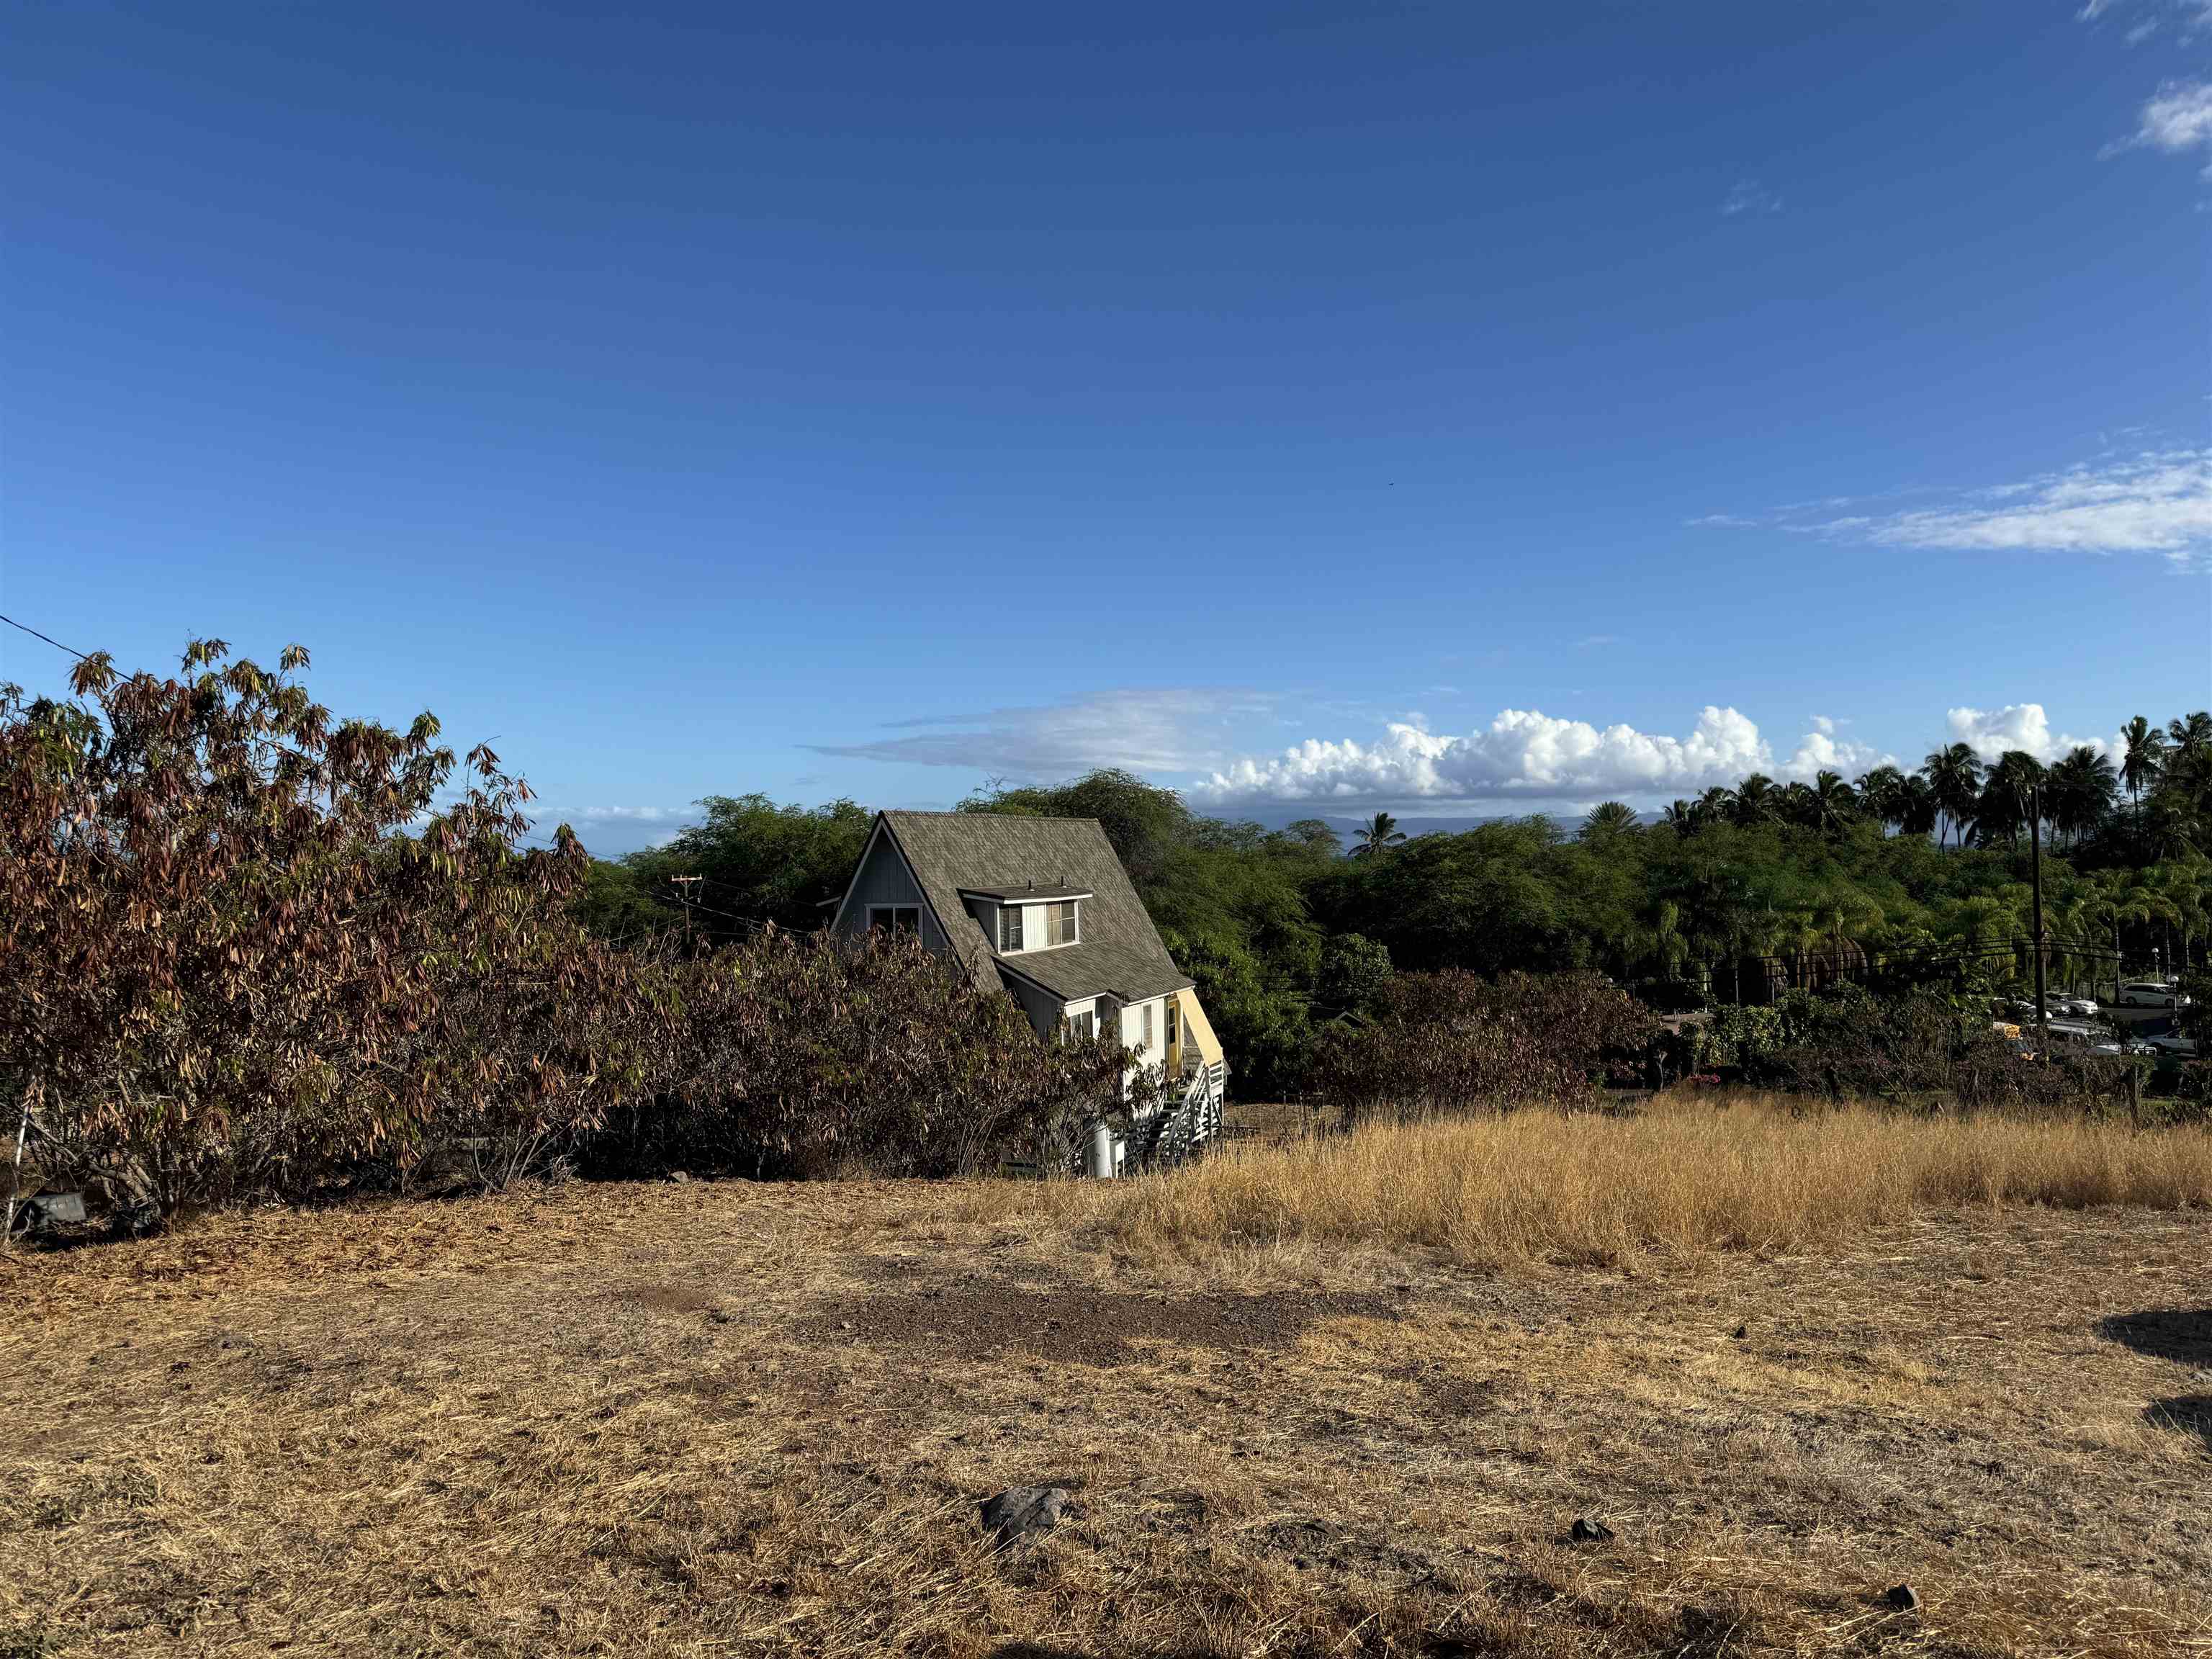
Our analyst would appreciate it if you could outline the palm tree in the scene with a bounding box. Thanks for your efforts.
[1854,765,1906,835]
[1580,801,1640,841]
[1694,786,1735,827]
[1643,899,1690,984]
[2121,716,2167,833]
[2165,711,2212,760]
[1349,811,1407,858]
[1731,773,1779,827]
[2045,745,2117,850]
[1976,750,2045,852]
[1809,770,1857,836]
[1661,799,1696,832]
[1778,781,1819,829]
[1897,774,1939,841]
[1920,743,1984,851]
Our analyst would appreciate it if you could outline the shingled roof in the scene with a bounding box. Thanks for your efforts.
[877,811,1194,1004]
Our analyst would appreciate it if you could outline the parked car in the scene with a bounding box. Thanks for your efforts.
[2090,1039,2157,1057]
[2115,981,2188,1010]
[2138,1033,2201,1058]
[1999,994,2103,1020]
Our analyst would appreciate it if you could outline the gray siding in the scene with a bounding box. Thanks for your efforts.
[1000,968,1065,1038]
[836,830,949,954]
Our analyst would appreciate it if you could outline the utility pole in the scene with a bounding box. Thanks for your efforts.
[671,874,702,947]
[2028,782,2049,1061]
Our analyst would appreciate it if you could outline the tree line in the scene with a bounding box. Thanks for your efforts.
[583,713,2212,1095]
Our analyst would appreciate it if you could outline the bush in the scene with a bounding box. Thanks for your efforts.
[1,644,1140,1228]
[591,931,1143,1180]
[1695,984,2142,1117]
[1310,969,1661,1124]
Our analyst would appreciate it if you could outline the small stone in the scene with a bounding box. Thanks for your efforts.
[1882,1583,1919,1612]
[1732,1324,1748,1340]
[979,1485,1069,1554]
[1569,1517,1614,1544]
[668,1171,691,1184]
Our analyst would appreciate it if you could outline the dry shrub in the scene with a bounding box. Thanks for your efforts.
[1,645,1137,1226]
[1312,968,1661,1124]
[989,1090,2212,1266]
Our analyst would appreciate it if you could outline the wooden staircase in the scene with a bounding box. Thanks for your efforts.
[1141,1058,1227,1165]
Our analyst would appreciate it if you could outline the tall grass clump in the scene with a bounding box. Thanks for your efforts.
[998,1092,2212,1266]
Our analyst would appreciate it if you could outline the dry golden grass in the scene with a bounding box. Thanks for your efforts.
[6,1098,2212,1658]
[993,1091,2212,1267]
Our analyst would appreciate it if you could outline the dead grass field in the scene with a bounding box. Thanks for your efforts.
[6,1103,2212,1658]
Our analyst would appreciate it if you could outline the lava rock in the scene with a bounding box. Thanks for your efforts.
[1569,1517,1615,1544]
[979,1485,1069,1554]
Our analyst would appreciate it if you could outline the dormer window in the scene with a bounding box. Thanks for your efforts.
[1048,899,1079,946]
[999,905,1024,952]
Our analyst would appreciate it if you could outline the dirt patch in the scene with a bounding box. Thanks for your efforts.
[1251,1516,1435,1580]
[620,1282,722,1317]
[799,1280,1401,1365]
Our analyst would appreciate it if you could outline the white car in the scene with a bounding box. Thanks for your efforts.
[2116,981,2187,1010]
[2138,1033,2201,1058]
[2090,1040,2157,1057]
[2054,995,2100,1018]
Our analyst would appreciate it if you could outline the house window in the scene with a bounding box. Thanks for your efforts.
[869,905,920,938]
[1166,999,1179,1051]
[1048,899,1079,946]
[1066,1007,1096,1041]
[1141,1002,1154,1047]
[999,905,1024,952]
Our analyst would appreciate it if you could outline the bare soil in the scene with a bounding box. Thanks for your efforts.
[4,1176,2209,1658]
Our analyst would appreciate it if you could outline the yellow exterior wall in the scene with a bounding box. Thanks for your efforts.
[1172,987,1225,1068]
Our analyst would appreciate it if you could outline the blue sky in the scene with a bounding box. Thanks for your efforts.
[4,1,2208,853]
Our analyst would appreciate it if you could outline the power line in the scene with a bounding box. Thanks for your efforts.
[0,613,91,662]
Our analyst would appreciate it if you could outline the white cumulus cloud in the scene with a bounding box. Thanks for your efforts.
[1193,706,1789,806]
[1943,704,2112,764]
[1784,726,1893,781]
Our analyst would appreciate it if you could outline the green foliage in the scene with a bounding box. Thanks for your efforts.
[591,792,874,940]
[1315,932,1393,1017]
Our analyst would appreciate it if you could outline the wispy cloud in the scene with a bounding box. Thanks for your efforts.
[2121,79,2212,169]
[816,687,1270,778]
[566,805,698,823]
[1719,179,1783,217]
[1871,450,2211,562]
[2077,0,2212,42]
[1687,446,2212,568]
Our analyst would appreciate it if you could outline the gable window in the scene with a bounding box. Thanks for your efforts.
[999,905,1024,952]
[869,905,920,938]
[1141,1002,1154,1047]
[1047,899,1079,946]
